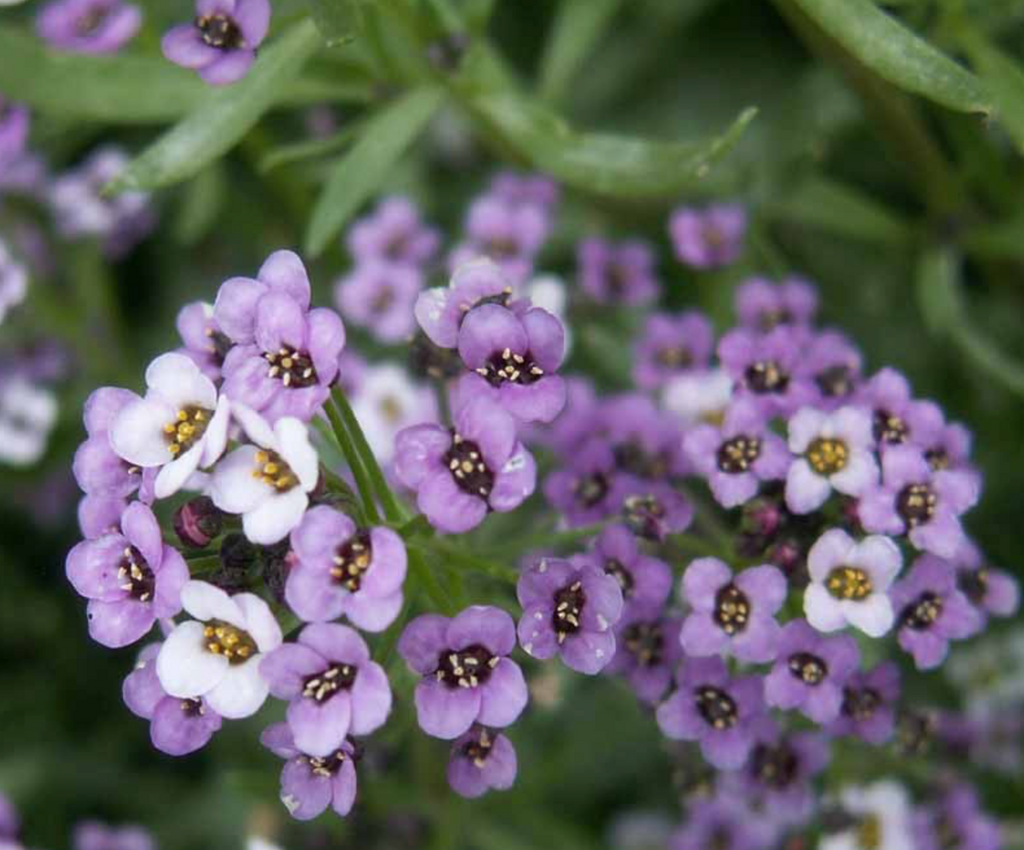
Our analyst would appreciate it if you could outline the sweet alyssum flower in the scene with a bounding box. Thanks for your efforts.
[516,557,624,675]
[74,387,151,499]
[36,0,142,54]
[606,603,683,705]
[162,0,271,86]
[398,606,528,739]
[662,367,733,426]
[345,195,440,267]
[261,623,392,757]
[65,502,188,647]
[176,301,232,382]
[804,529,902,638]
[449,194,548,284]
[828,661,900,745]
[668,203,747,270]
[954,539,1020,624]
[800,329,864,409]
[580,523,672,614]
[209,405,319,545]
[72,820,155,850]
[633,311,714,390]
[109,353,230,500]
[157,580,282,719]
[349,363,437,466]
[394,395,536,534]
[718,326,812,417]
[914,784,1002,850]
[542,437,626,526]
[334,259,422,344]
[668,795,773,850]
[679,558,786,663]
[0,374,57,467]
[735,276,818,331]
[447,725,517,799]
[0,238,28,327]
[284,505,406,630]
[577,237,658,306]
[820,780,915,850]
[414,257,515,349]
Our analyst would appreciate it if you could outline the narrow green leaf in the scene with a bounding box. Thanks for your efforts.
[106,19,322,193]
[785,0,992,114]
[538,0,622,104]
[304,87,444,256]
[259,122,363,173]
[172,164,227,245]
[960,32,1024,155]
[962,213,1024,261]
[306,0,366,46]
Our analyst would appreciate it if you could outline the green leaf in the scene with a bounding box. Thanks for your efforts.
[306,0,366,46]
[172,164,227,245]
[304,87,444,256]
[259,122,363,172]
[538,0,623,104]
[105,19,322,193]
[785,0,992,114]
[960,32,1024,155]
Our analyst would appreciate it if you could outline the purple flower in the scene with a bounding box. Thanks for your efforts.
[0,97,30,173]
[619,477,694,542]
[633,311,714,390]
[346,196,440,267]
[680,558,787,663]
[78,493,129,539]
[334,260,422,344]
[669,204,747,269]
[489,171,560,210]
[176,301,232,382]
[261,721,359,820]
[603,392,687,479]
[798,330,864,408]
[36,0,141,54]
[123,643,222,755]
[285,505,406,630]
[73,386,148,499]
[858,445,977,559]
[915,785,1002,850]
[65,502,189,647]
[72,821,155,850]
[456,302,566,423]
[828,661,900,744]
[764,619,860,723]
[577,237,659,306]
[0,237,28,327]
[449,195,549,283]
[261,623,392,757]
[447,725,518,799]
[394,396,536,533]
[718,326,813,417]
[606,603,683,705]
[581,523,672,613]
[397,606,527,739]
[954,541,1020,622]
[683,398,790,508]
[669,795,774,850]
[656,656,765,770]
[858,367,945,450]
[517,557,624,674]
[415,257,516,349]
[734,276,817,330]
[0,794,18,841]
[162,0,271,86]
[542,437,628,526]
[890,555,982,669]
[215,250,345,423]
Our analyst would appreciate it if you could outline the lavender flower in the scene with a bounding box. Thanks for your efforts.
[398,606,527,739]
[36,0,141,54]
[718,326,812,417]
[656,656,765,770]
[285,505,406,630]
[162,0,271,86]
[517,557,624,674]
[65,502,188,647]
[915,784,1002,850]
[620,477,695,541]
[799,330,864,409]
[669,795,774,850]
[955,541,1020,623]
[489,171,559,210]
[346,196,440,267]
[606,604,683,705]
[0,238,28,326]
[72,821,155,850]
[542,437,627,526]
[0,97,30,167]
[859,367,945,450]
[764,619,860,723]
[735,276,817,331]
[633,311,714,390]
[447,725,518,799]
[394,396,536,534]
[828,661,900,744]
[176,301,232,382]
[668,203,747,269]
[679,558,786,663]
[890,555,982,669]
[261,623,392,757]
[578,237,659,306]
[415,258,515,349]
[261,721,358,820]
[449,195,548,283]
[0,375,57,467]
[334,260,422,344]
[581,523,672,613]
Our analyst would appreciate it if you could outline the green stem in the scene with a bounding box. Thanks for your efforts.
[421,539,519,585]
[407,546,456,615]
[397,513,434,540]
[185,555,222,574]
[324,400,381,524]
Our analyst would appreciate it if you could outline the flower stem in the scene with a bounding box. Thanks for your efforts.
[397,513,434,540]
[324,399,381,524]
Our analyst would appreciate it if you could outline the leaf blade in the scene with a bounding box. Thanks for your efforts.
[538,0,623,104]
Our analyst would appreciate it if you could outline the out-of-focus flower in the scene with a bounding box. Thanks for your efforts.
[162,0,271,86]
[36,0,141,54]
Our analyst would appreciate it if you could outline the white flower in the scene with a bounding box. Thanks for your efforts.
[209,404,318,545]
[109,352,231,499]
[662,368,732,426]
[0,377,57,466]
[804,528,901,638]
[351,363,436,465]
[247,839,286,850]
[0,238,28,326]
[785,405,878,514]
[156,580,282,719]
[821,781,914,850]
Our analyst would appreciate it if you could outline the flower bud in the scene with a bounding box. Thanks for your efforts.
[172,496,223,549]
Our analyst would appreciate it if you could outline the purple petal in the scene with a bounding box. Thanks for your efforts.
[398,614,450,674]
[161,24,219,69]
[414,679,481,739]
[287,694,352,758]
[447,605,516,656]
[477,658,528,727]
[199,50,256,86]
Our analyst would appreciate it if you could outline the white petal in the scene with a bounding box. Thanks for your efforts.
[154,444,203,499]
[843,594,894,637]
[145,352,217,410]
[276,418,319,490]
[785,459,831,514]
[787,407,826,453]
[156,621,228,698]
[200,395,232,467]
[181,579,245,626]
[234,593,283,652]
[804,583,846,631]
[231,402,277,450]
[203,658,270,719]
[830,450,878,496]
[109,396,177,467]
[831,405,873,448]
[807,528,855,582]
[852,535,903,589]
[243,488,308,545]
[210,445,271,515]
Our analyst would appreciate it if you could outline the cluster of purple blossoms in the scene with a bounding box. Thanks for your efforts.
[0,794,156,850]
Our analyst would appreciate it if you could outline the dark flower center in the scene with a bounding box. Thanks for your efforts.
[614,442,668,479]
[76,2,113,37]
[757,309,792,332]
[826,566,873,600]
[788,652,828,685]
[444,432,494,499]
[750,742,799,789]
[264,346,319,389]
[484,236,520,260]
[476,346,544,386]
[203,620,257,665]
[252,449,298,492]
[713,583,750,635]
[857,815,882,850]
[957,568,989,606]
[302,663,358,702]
[925,447,950,471]
[204,327,233,367]
[623,493,666,540]
[816,364,854,398]
[370,286,395,315]
[695,686,737,729]
[900,591,943,630]
[897,709,936,755]
[180,698,206,718]
[117,545,155,602]
[574,472,609,508]
[163,404,213,458]
[873,409,908,444]
[465,289,514,316]
[656,346,692,369]
[896,483,936,527]
[744,360,789,393]
[606,262,631,296]
[462,727,495,767]
[332,530,373,592]
[306,748,349,778]
[842,686,882,722]
[196,13,245,50]
[717,435,760,473]
[807,437,849,475]
[409,331,464,380]
[552,580,585,643]
[623,621,664,667]
[435,644,497,688]
[604,558,635,597]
